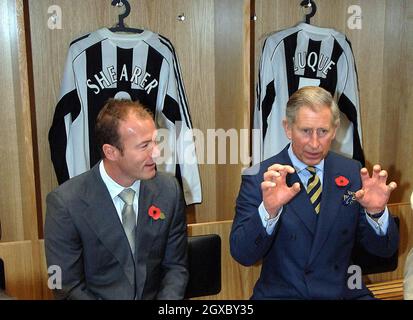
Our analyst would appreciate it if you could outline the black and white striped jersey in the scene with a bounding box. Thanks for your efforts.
[253,23,364,165]
[49,28,201,204]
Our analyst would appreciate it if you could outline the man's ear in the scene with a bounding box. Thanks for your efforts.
[283,119,292,140]
[102,144,118,161]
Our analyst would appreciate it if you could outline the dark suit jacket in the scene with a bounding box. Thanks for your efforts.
[44,164,188,300]
[230,146,399,299]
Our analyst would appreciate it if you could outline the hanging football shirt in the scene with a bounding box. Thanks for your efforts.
[254,23,364,165]
[49,28,201,204]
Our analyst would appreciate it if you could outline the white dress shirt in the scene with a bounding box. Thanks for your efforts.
[99,160,140,222]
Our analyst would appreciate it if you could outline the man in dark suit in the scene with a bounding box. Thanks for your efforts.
[230,86,399,299]
[45,99,188,300]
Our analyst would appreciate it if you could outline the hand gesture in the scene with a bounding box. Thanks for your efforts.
[261,164,301,218]
[355,164,397,213]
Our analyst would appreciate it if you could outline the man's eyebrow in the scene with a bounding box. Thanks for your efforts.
[137,138,153,146]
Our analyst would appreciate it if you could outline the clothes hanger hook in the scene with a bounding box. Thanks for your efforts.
[300,0,317,24]
[111,0,131,27]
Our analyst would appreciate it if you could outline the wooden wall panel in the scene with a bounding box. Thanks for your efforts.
[393,0,413,203]
[254,0,413,203]
[0,0,22,241]
[0,0,38,242]
[0,241,41,299]
[0,240,52,300]
[399,0,413,203]
[214,0,251,221]
[346,1,385,168]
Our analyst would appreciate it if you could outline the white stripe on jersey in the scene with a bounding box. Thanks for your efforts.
[101,39,118,90]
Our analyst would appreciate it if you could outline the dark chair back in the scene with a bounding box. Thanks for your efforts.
[351,216,399,275]
[0,259,4,290]
[185,234,221,299]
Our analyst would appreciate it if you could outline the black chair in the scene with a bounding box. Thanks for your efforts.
[185,234,221,299]
[351,216,399,275]
[0,259,4,291]
[0,258,13,299]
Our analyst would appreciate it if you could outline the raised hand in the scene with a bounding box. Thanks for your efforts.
[355,164,397,213]
[261,164,301,218]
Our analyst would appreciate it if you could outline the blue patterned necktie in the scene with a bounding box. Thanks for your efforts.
[306,166,322,214]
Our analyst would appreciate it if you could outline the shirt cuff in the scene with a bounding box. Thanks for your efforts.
[258,202,282,235]
[365,207,390,236]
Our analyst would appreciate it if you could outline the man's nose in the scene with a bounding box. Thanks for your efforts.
[151,143,160,159]
[309,132,320,148]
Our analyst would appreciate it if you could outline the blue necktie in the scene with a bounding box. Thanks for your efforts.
[306,166,322,214]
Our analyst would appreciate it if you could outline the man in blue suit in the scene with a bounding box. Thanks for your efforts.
[230,86,399,299]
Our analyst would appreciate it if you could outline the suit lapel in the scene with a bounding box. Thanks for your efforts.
[280,147,317,235]
[287,173,317,236]
[134,176,162,299]
[308,153,349,265]
[81,165,136,287]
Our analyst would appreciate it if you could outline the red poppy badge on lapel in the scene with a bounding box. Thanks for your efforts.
[335,175,349,187]
[148,205,166,220]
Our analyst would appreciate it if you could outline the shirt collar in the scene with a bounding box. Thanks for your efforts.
[99,160,141,200]
[287,144,324,174]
